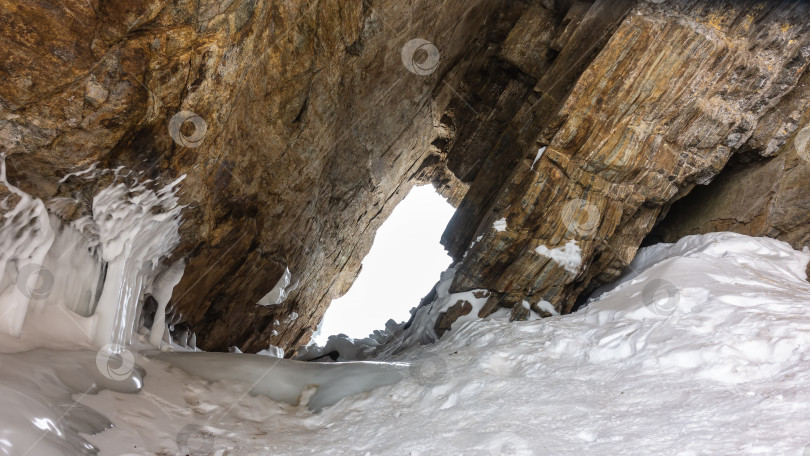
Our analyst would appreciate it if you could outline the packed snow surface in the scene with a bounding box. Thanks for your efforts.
[0,349,144,456]
[4,231,810,455]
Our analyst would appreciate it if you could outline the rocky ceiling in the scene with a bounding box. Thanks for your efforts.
[1,0,809,354]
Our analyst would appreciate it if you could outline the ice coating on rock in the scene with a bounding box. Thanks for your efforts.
[0,154,186,352]
[0,157,109,352]
[531,146,546,169]
[92,176,185,348]
[0,159,181,452]
[0,156,56,337]
[257,344,285,358]
[257,267,292,306]
[57,162,101,183]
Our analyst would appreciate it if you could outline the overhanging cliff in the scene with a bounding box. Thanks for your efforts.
[1,0,809,354]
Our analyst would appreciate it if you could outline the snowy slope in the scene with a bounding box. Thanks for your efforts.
[67,232,810,455]
[4,232,810,455]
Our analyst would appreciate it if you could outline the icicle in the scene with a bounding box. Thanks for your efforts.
[161,324,172,346]
[0,156,185,352]
[148,259,185,347]
[91,177,185,348]
[174,327,189,348]
[0,155,55,337]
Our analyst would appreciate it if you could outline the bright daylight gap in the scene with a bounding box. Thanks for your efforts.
[315,185,456,344]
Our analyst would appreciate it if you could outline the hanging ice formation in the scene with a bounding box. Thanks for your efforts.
[0,155,186,353]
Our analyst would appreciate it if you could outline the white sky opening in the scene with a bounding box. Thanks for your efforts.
[315,185,456,344]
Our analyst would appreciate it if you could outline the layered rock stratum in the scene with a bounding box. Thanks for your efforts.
[1,0,809,353]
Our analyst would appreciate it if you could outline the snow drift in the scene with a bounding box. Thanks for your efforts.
[68,232,810,455]
[2,162,810,456]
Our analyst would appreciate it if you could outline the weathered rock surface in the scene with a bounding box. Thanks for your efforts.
[434,299,473,338]
[0,0,516,353]
[2,0,810,353]
[647,146,810,251]
[440,0,810,317]
[647,78,810,250]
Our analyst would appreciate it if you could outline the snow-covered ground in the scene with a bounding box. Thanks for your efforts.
[4,231,810,455]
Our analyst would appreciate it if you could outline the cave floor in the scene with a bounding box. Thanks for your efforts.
[4,232,810,456]
[74,233,810,455]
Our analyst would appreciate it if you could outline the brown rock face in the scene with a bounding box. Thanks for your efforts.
[3,0,810,354]
[434,300,473,338]
[440,0,810,316]
[648,146,810,250]
[647,87,810,251]
[0,0,515,353]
